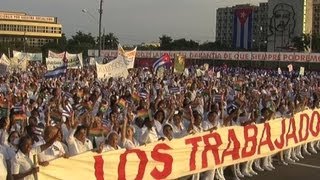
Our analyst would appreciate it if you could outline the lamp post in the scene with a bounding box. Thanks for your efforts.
[82,0,103,57]
[98,0,103,57]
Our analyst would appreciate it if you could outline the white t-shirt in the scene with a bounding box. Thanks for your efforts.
[122,138,139,150]
[202,120,220,131]
[11,146,41,180]
[0,145,7,180]
[102,144,121,152]
[140,127,159,144]
[38,141,66,162]
[67,129,93,156]
[171,122,188,139]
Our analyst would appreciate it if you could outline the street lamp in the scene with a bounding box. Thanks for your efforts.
[82,9,98,23]
[81,0,103,57]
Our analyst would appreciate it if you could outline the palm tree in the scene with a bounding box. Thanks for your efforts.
[101,33,119,50]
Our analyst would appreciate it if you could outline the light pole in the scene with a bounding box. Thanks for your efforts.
[98,0,103,57]
[82,0,103,57]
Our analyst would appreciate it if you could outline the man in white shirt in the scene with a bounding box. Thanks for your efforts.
[140,118,159,145]
[171,113,188,139]
[38,126,67,165]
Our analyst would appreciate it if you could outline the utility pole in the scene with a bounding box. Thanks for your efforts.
[98,0,103,57]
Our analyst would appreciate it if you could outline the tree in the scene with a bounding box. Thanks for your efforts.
[101,33,118,50]
[291,34,311,52]
[159,35,173,50]
[66,31,96,57]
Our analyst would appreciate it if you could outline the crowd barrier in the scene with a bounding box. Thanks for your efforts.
[39,109,320,180]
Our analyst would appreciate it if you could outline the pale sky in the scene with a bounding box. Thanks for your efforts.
[2,0,266,45]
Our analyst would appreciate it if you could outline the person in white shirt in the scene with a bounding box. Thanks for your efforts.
[0,116,10,146]
[99,131,121,153]
[11,131,59,180]
[38,126,67,165]
[0,144,7,180]
[66,111,93,156]
[159,123,174,141]
[121,115,139,150]
[140,117,159,145]
[67,125,93,156]
[171,113,188,139]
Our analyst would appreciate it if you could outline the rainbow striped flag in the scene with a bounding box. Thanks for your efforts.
[118,98,127,109]
[89,128,109,136]
[131,92,140,103]
[137,109,149,119]
[13,113,27,121]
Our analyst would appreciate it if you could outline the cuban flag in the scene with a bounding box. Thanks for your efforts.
[44,65,67,79]
[152,53,171,72]
[232,8,253,49]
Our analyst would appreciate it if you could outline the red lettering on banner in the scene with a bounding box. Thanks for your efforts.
[274,119,286,149]
[257,123,274,154]
[223,53,229,60]
[94,155,104,180]
[241,124,258,158]
[221,129,241,163]
[286,118,298,146]
[118,149,148,180]
[301,55,306,62]
[310,111,320,137]
[151,143,173,179]
[299,113,310,142]
[201,132,223,168]
[185,136,202,171]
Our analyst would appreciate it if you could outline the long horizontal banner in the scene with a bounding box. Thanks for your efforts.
[88,50,320,63]
[39,109,320,179]
[13,50,42,61]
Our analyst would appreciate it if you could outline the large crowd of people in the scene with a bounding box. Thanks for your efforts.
[0,62,320,180]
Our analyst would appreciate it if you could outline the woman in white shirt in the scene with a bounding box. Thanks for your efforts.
[121,115,139,150]
[11,131,59,180]
[99,131,121,153]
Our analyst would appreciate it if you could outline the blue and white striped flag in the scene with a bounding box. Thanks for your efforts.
[44,65,67,79]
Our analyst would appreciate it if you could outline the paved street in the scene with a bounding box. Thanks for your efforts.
[223,153,320,180]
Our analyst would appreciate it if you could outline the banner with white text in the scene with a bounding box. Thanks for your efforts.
[39,109,320,180]
[13,50,42,61]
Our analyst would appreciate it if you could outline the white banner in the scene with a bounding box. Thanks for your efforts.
[48,50,65,59]
[10,57,28,71]
[0,54,10,66]
[88,50,320,62]
[96,56,128,79]
[118,44,137,69]
[46,58,63,71]
[13,50,42,61]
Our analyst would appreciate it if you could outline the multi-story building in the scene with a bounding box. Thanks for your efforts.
[215,3,268,50]
[0,11,62,48]
[313,0,320,36]
[267,0,313,52]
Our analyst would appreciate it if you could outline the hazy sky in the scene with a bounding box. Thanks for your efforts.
[2,0,266,45]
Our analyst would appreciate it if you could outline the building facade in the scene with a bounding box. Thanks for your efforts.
[313,0,320,36]
[267,0,313,52]
[0,11,62,48]
[216,3,269,50]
